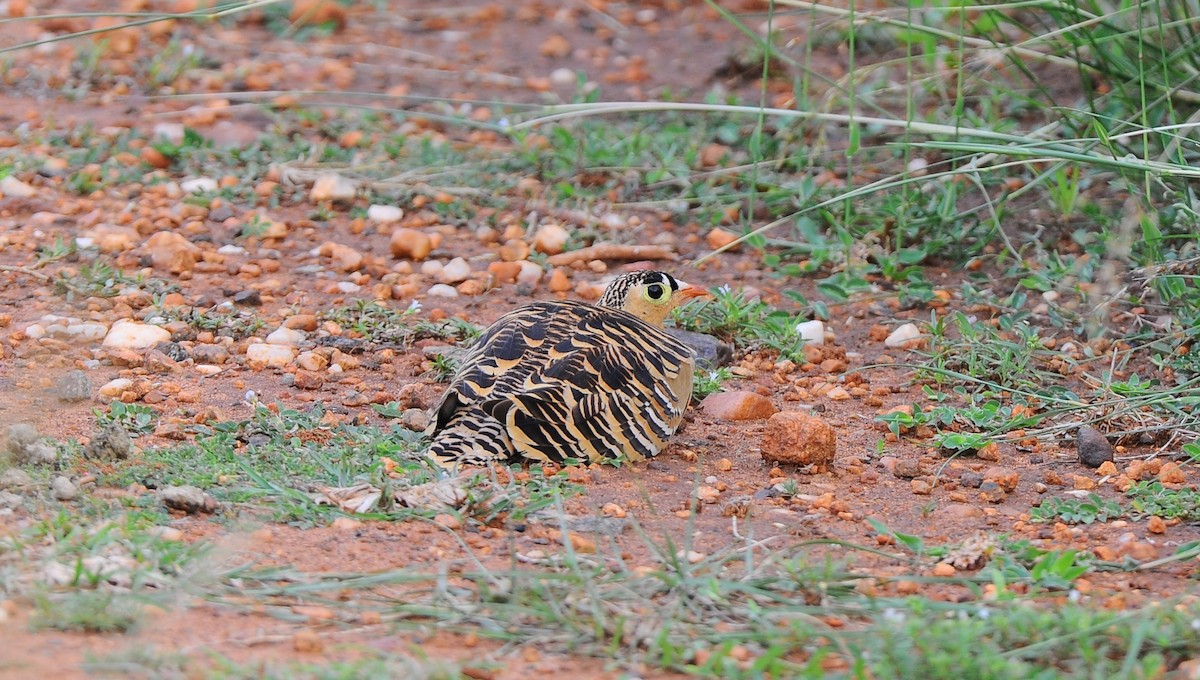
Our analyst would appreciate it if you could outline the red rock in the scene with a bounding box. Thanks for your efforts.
[540,34,571,58]
[294,370,324,390]
[892,459,926,479]
[819,358,847,374]
[547,267,571,293]
[284,314,319,331]
[705,227,740,251]
[390,228,432,261]
[291,0,347,30]
[318,241,364,272]
[488,261,522,284]
[1158,462,1186,484]
[983,466,1020,492]
[700,143,731,168]
[760,411,835,468]
[145,231,200,274]
[701,390,777,421]
[976,442,1001,461]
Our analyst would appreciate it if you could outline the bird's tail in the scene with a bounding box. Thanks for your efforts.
[427,406,512,469]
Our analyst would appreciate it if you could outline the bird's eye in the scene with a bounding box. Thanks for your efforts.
[646,283,665,300]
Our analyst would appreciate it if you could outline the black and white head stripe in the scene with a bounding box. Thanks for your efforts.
[597,271,681,307]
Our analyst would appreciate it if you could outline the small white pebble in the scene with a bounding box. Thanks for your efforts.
[427,284,459,298]
[438,257,472,284]
[367,204,404,223]
[884,323,922,348]
[550,67,576,87]
[265,326,305,347]
[180,177,218,194]
[795,319,825,345]
[516,261,544,287]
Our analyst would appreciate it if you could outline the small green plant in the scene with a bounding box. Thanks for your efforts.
[143,39,206,88]
[237,214,272,240]
[35,236,77,266]
[691,367,733,400]
[1127,482,1200,522]
[93,402,157,437]
[920,311,1060,396]
[672,286,806,361]
[1029,494,1123,525]
[160,306,264,339]
[31,591,144,633]
[1048,164,1082,219]
[56,260,173,299]
[323,300,478,347]
[427,353,458,382]
[985,541,1094,591]
[1028,549,1090,590]
[875,405,926,437]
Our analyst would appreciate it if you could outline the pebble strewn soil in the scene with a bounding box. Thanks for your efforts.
[1,2,1198,677]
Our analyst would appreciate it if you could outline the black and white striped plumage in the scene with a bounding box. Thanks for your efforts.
[427,271,706,467]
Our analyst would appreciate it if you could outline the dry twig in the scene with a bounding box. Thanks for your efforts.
[546,243,675,266]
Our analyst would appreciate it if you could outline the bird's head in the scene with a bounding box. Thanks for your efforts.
[596,270,712,326]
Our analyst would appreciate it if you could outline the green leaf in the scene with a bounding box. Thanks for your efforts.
[867,518,924,554]
[817,281,849,301]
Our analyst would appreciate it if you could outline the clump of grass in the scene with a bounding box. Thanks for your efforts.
[156,306,264,340]
[31,591,144,633]
[56,260,174,300]
[672,286,806,361]
[322,300,479,347]
[200,523,1199,678]
[919,311,1062,396]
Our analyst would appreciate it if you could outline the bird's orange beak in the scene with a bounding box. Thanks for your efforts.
[676,282,714,300]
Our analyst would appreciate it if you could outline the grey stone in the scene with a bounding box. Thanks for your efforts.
[979,480,1007,503]
[190,343,230,364]
[156,341,189,362]
[56,370,93,402]
[233,290,262,306]
[1077,427,1114,468]
[959,471,984,489]
[6,424,58,466]
[0,468,34,490]
[6,423,40,455]
[84,424,134,461]
[159,485,209,513]
[562,516,630,537]
[0,490,22,510]
[51,476,78,501]
[665,328,733,370]
[400,408,431,432]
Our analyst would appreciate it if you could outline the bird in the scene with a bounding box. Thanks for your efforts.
[426,270,711,468]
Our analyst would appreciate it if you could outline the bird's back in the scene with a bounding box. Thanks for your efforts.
[428,299,695,466]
